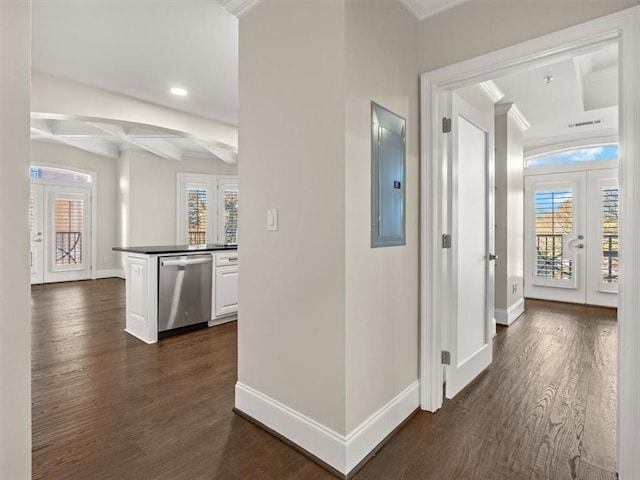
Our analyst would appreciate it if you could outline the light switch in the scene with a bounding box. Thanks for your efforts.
[267,209,278,231]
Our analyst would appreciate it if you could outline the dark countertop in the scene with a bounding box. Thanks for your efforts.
[113,244,238,255]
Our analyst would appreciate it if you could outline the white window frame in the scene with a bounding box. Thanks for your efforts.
[176,173,238,245]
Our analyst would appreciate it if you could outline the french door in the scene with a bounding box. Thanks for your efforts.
[30,184,92,284]
[524,168,618,307]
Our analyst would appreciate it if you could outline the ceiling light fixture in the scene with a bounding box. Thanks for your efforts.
[543,75,554,84]
[170,87,188,96]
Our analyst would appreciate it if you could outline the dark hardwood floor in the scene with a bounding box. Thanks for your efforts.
[32,280,617,479]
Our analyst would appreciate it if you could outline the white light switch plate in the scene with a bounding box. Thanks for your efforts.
[267,209,278,231]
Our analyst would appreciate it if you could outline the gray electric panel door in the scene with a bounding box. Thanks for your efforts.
[371,102,406,247]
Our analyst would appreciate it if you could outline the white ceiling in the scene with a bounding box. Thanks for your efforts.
[492,44,619,151]
[32,0,239,125]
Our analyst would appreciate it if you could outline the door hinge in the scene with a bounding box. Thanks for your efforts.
[442,117,452,133]
[442,233,452,249]
[441,350,451,365]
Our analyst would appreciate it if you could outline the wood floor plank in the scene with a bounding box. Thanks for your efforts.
[31,283,617,479]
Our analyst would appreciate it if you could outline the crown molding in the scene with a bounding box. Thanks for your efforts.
[217,0,261,18]
[495,102,530,132]
[478,80,505,104]
[398,0,469,21]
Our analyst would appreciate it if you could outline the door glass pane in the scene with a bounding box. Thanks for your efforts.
[55,199,84,265]
[535,189,573,279]
[187,188,207,245]
[222,188,238,245]
[602,187,619,285]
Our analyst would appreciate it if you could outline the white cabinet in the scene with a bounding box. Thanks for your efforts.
[212,250,238,321]
[215,265,238,317]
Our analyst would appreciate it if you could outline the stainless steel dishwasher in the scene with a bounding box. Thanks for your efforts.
[158,254,213,333]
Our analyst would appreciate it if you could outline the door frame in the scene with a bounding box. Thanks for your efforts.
[419,7,640,478]
[30,163,98,281]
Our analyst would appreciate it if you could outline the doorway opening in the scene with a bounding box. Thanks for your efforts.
[419,8,640,478]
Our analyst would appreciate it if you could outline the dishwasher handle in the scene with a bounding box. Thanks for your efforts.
[161,256,213,267]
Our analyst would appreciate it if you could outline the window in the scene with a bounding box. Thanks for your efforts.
[526,144,618,168]
[30,166,92,183]
[177,174,238,246]
[601,186,619,285]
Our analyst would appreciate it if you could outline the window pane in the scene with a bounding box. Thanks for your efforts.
[187,188,207,245]
[535,189,573,279]
[602,187,619,285]
[30,166,91,183]
[223,188,238,244]
[55,199,84,265]
[526,145,618,168]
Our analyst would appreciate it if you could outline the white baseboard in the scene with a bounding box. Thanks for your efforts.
[94,269,125,280]
[235,380,419,475]
[495,297,525,326]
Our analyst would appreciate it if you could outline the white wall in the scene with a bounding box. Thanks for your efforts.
[31,141,120,273]
[118,149,237,248]
[344,0,419,432]
[0,0,32,477]
[494,111,524,313]
[418,0,639,72]
[239,0,348,434]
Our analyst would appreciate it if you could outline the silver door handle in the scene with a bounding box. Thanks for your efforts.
[577,244,584,249]
[161,257,212,267]
[33,239,42,243]
[489,253,498,261]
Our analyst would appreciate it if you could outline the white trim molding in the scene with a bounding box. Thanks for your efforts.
[495,102,530,132]
[217,0,261,18]
[398,0,469,21]
[94,269,125,280]
[235,380,419,475]
[524,129,618,157]
[495,298,525,326]
[420,7,640,478]
[478,80,505,104]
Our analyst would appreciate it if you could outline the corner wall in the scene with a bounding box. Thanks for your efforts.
[344,0,420,433]
[494,110,524,324]
[238,0,347,434]
[0,0,32,477]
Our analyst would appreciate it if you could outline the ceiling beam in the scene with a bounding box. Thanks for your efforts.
[123,137,183,162]
[192,139,238,164]
[31,123,120,159]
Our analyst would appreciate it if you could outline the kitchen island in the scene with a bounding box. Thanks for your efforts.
[114,244,238,343]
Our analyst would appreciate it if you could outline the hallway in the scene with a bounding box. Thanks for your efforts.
[31,280,616,479]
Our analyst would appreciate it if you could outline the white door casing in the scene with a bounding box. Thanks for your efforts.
[30,186,45,284]
[445,92,495,399]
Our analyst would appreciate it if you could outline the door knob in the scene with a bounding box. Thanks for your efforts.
[577,244,584,249]
[33,239,42,243]
[489,253,498,261]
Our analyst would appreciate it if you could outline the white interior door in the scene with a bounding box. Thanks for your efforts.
[524,169,617,307]
[30,185,45,284]
[31,184,92,284]
[445,93,495,399]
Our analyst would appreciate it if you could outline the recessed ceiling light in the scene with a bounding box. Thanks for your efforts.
[543,75,554,84]
[170,87,188,96]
